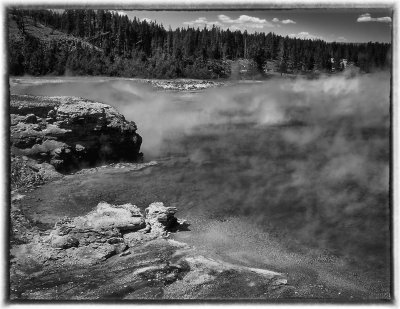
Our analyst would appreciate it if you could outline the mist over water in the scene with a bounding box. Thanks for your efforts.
[12,73,391,275]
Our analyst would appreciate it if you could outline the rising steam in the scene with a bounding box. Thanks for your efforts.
[11,72,391,271]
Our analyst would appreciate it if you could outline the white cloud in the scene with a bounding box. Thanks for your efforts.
[357,13,392,23]
[183,14,297,31]
[272,17,296,25]
[289,32,323,41]
[226,25,241,31]
[237,15,268,24]
[218,14,274,28]
[281,19,296,24]
[183,14,274,30]
[194,17,207,23]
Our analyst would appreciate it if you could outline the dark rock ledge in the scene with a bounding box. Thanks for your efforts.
[10,94,142,172]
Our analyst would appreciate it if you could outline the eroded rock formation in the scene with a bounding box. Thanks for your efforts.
[10,202,188,267]
[10,201,293,300]
[10,94,142,171]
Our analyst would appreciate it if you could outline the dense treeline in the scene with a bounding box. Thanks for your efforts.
[9,9,391,78]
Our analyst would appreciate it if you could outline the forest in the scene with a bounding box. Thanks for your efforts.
[9,9,392,78]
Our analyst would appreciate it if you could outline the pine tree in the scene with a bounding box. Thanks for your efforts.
[8,8,391,78]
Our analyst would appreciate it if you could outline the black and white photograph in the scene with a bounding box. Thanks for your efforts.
[3,0,396,303]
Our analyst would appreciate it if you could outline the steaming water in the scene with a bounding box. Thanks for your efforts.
[10,74,391,297]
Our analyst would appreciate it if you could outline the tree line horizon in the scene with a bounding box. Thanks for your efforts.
[9,9,391,78]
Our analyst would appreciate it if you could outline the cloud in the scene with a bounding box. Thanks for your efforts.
[357,13,392,23]
[272,17,296,24]
[218,14,274,28]
[289,32,323,40]
[183,17,222,28]
[281,19,296,24]
[219,14,267,24]
[183,14,296,31]
[184,14,274,30]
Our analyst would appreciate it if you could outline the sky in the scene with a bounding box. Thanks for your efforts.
[115,9,392,43]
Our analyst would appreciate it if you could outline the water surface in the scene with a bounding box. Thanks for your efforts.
[11,75,391,298]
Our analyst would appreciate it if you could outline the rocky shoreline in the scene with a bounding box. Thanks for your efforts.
[10,200,294,300]
[141,79,225,91]
[9,94,294,300]
[10,94,142,172]
[10,187,294,300]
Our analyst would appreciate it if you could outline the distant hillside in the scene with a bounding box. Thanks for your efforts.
[8,9,391,78]
[8,13,106,76]
[9,14,101,50]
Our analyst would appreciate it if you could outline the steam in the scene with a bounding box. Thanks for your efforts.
[11,73,391,269]
[11,77,289,157]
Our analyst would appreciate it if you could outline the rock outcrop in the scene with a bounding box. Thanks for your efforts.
[10,94,142,171]
[10,201,294,300]
[11,202,188,267]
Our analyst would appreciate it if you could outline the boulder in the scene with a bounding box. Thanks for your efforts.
[10,94,143,171]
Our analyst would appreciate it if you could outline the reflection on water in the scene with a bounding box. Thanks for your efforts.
[12,74,391,291]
